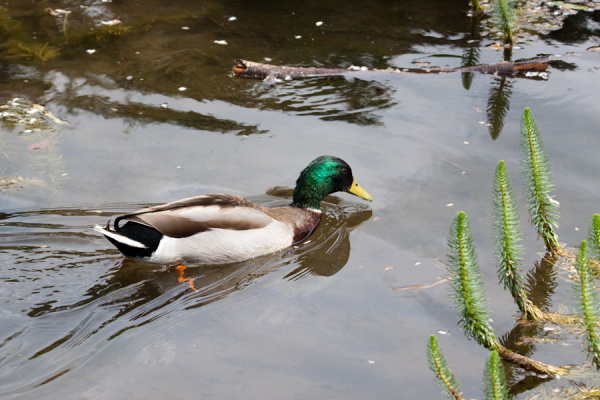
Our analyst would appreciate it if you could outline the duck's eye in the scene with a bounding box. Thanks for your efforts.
[341,168,348,175]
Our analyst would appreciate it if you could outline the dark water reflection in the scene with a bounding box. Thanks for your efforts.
[0,193,370,396]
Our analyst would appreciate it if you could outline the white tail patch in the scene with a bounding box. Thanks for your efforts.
[94,225,148,249]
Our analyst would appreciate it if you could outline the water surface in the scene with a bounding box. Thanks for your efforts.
[1,0,600,398]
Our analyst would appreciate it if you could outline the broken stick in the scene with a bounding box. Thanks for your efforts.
[232,58,549,80]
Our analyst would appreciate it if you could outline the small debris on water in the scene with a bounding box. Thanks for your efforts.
[160,103,168,108]
[178,87,187,91]
[181,26,189,30]
[126,76,133,80]
[437,330,450,335]
[368,360,375,364]
[446,203,454,207]
[463,140,470,145]
[414,261,421,266]
[101,19,121,26]
[228,16,237,21]
[264,57,272,62]
[27,140,50,150]
[284,75,292,81]
[384,266,393,271]
[295,35,302,39]
[315,21,323,26]
[213,40,228,45]
[86,49,96,54]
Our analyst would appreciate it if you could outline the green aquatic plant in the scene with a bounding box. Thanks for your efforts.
[588,214,600,263]
[520,107,562,256]
[427,335,465,400]
[492,0,515,45]
[427,338,512,400]
[3,41,59,63]
[447,211,498,350]
[446,211,568,375]
[573,240,600,369]
[492,160,544,320]
[483,351,509,400]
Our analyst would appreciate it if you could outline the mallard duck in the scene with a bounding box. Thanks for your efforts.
[94,155,372,266]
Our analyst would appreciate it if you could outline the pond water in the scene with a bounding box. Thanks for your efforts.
[1,0,600,398]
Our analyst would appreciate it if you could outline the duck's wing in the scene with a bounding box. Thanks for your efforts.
[113,194,274,238]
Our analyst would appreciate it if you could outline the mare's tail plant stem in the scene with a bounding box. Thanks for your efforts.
[588,214,600,262]
[483,351,509,400]
[427,335,465,400]
[573,240,600,368]
[492,0,515,45]
[520,107,562,256]
[492,160,544,320]
[447,211,498,350]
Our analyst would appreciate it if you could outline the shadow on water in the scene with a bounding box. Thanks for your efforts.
[0,192,371,396]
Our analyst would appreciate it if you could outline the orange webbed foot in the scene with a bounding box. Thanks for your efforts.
[175,264,198,292]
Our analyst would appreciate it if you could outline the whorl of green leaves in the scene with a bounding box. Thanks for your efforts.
[520,107,561,255]
[588,214,600,262]
[447,211,498,350]
[492,161,543,320]
[573,240,600,368]
[492,0,514,44]
[427,335,465,400]
[483,351,509,400]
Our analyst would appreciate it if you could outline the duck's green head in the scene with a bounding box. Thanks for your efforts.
[291,155,373,210]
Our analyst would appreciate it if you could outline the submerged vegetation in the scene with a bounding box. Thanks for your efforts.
[430,108,600,398]
[3,41,60,63]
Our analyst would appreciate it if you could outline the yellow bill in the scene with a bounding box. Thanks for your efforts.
[347,179,373,202]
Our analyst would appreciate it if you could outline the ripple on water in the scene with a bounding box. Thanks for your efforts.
[0,198,371,396]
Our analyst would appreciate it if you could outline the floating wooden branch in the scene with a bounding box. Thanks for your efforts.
[232,58,549,80]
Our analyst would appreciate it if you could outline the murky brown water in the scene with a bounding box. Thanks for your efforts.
[1,0,600,398]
